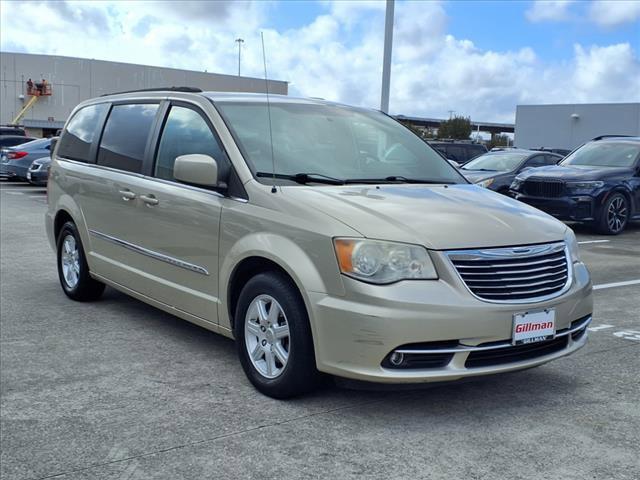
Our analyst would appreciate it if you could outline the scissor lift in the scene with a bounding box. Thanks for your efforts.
[11,81,52,125]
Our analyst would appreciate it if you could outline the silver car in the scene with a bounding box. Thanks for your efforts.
[46,89,593,398]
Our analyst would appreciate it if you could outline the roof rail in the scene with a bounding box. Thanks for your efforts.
[591,135,634,141]
[100,86,203,97]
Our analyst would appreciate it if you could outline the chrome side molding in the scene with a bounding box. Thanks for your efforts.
[89,229,209,276]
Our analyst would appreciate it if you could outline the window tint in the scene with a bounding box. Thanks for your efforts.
[155,106,228,181]
[468,145,487,160]
[525,155,548,168]
[98,104,158,173]
[57,103,108,162]
[446,146,466,163]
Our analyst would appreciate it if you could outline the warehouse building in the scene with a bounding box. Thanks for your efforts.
[0,52,288,137]
[515,103,640,151]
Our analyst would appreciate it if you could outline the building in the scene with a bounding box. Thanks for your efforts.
[0,52,288,137]
[515,103,640,150]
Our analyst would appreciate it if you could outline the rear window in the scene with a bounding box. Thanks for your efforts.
[57,104,108,162]
[97,104,159,173]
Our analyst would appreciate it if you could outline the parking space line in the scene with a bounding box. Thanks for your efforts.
[578,240,610,245]
[3,191,24,195]
[593,279,640,290]
[588,324,614,331]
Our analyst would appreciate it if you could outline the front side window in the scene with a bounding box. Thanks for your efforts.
[57,103,108,162]
[97,104,159,173]
[155,106,228,181]
[524,155,549,168]
[215,101,464,185]
[561,141,640,168]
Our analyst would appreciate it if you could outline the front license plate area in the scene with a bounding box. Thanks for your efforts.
[513,309,555,345]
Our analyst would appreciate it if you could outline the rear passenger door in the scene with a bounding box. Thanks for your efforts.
[114,102,230,323]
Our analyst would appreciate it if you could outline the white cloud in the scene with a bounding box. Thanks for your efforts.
[0,0,638,123]
[589,0,640,27]
[525,0,575,22]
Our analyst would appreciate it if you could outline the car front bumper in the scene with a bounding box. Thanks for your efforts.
[511,192,597,221]
[308,260,592,383]
[27,169,48,185]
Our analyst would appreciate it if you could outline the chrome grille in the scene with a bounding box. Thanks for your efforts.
[522,178,565,197]
[447,242,570,302]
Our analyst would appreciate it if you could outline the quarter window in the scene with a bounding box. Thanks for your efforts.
[57,103,109,162]
[97,104,159,173]
[154,106,228,182]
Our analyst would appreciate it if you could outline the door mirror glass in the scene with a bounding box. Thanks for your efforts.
[49,138,58,157]
[173,154,218,187]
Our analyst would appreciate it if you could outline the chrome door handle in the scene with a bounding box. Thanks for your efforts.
[140,194,159,206]
[119,190,136,201]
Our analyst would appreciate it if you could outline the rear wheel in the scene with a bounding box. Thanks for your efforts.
[234,271,319,398]
[57,221,105,301]
[596,193,628,235]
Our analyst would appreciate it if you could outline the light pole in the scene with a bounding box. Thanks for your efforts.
[380,0,394,113]
[235,38,244,76]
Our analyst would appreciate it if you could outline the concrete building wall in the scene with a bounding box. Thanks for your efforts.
[0,51,288,136]
[515,103,640,150]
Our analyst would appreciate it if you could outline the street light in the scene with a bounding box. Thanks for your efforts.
[235,38,244,76]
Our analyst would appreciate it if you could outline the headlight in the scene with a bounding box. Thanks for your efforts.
[566,181,604,190]
[511,177,524,190]
[334,238,438,284]
[564,229,580,263]
[476,178,494,188]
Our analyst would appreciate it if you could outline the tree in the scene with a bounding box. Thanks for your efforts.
[438,116,472,140]
[489,134,511,150]
[398,120,425,138]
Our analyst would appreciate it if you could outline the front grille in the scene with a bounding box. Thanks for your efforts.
[465,336,568,368]
[447,242,570,302]
[523,178,565,197]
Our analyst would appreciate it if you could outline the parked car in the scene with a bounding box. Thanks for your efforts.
[0,135,36,148]
[510,136,640,235]
[460,149,562,194]
[46,89,593,398]
[530,147,572,157]
[0,137,52,180]
[27,157,51,186]
[0,126,26,136]
[428,141,487,165]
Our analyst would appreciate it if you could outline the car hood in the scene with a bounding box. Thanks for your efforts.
[518,164,633,181]
[282,184,567,250]
[460,170,505,183]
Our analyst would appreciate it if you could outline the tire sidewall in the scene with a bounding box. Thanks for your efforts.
[56,222,90,297]
[599,193,628,235]
[234,272,317,398]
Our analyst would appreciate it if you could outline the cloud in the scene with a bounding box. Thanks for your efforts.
[0,0,638,123]
[525,0,575,22]
[588,0,640,27]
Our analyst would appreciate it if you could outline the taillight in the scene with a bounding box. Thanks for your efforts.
[8,151,28,160]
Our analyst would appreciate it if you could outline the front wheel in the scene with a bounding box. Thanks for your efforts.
[234,272,319,398]
[596,193,629,235]
[57,221,105,301]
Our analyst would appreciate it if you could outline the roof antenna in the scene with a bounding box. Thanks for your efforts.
[261,31,277,194]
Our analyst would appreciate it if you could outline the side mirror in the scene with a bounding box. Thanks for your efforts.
[49,138,58,157]
[174,154,219,188]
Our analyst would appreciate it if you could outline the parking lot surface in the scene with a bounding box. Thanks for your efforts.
[1,181,639,480]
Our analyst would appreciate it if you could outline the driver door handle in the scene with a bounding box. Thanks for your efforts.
[119,189,136,201]
[140,194,159,206]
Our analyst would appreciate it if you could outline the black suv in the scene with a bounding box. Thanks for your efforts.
[510,136,640,234]
[428,141,487,165]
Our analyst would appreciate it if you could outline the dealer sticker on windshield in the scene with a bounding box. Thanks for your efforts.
[512,309,555,345]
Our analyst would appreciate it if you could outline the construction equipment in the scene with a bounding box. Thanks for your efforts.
[10,80,52,125]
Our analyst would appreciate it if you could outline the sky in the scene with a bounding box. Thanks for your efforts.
[1,0,639,122]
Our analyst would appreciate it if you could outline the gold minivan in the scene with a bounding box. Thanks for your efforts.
[46,88,593,398]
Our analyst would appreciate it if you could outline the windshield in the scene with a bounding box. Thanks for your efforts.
[462,152,529,172]
[214,101,465,184]
[561,141,640,168]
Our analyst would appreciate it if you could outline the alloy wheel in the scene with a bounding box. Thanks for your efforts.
[61,234,80,288]
[607,196,627,234]
[244,294,291,379]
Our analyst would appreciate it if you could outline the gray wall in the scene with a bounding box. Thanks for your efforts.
[515,103,640,150]
[0,51,288,129]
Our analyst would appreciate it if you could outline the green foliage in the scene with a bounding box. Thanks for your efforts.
[438,116,472,140]
[489,134,511,150]
[399,120,425,138]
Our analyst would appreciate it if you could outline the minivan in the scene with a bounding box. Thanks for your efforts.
[46,88,593,398]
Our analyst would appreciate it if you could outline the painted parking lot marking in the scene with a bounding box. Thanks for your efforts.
[593,279,640,291]
[578,240,610,245]
[3,191,23,195]
[588,324,614,332]
[612,331,640,341]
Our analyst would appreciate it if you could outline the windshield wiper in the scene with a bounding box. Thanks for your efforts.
[344,176,454,184]
[461,168,497,172]
[256,172,345,185]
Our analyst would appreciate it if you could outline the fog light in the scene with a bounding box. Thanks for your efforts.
[389,352,404,366]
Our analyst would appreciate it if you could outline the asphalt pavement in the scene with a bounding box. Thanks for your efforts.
[1,181,639,480]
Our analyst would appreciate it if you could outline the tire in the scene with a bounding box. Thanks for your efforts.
[596,193,629,235]
[234,271,319,398]
[56,221,105,301]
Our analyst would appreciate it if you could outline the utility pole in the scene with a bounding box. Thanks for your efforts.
[448,110,456,119]
[235,38,244,76]
[380,0,394,113]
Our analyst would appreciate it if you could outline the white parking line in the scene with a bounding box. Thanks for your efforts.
[588,324,614,331]
[593,279,640,290]
[578,240,610,245]
[4,191,24,195]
